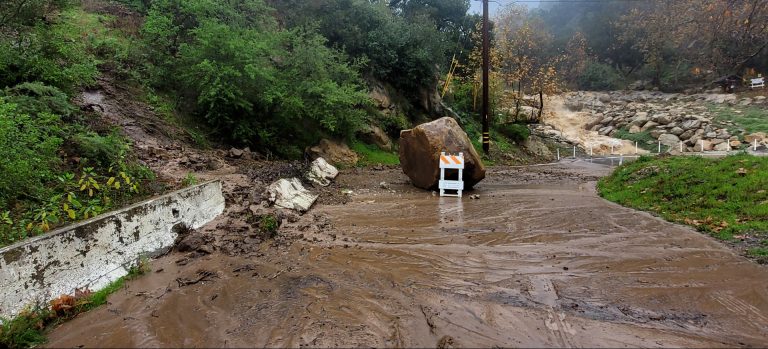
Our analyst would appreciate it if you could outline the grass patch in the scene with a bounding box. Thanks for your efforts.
[598,154,768,245]
[613,128,657,151]
[350,141,400,166]
[0,259,150,348]
[709,104,768,135]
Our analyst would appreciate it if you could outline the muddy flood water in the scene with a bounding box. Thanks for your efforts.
[46,161,768,348]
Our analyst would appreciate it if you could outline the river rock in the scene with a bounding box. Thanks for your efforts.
[306,157,338,187]
[641,121,659,132]
[658,133,680,148]
[656,113,673,125]
[599,126,614,136]
[714,142,731,151]
[680,119,702,130]
[399,117,486,190]
[631,116,650,126]
[306,139,359,166]
[649,129,664,139]
[670,127,684,136]
[745,132,766,143]
[629,125,642,134]
[267,178,318,213]
[679,129,694,140]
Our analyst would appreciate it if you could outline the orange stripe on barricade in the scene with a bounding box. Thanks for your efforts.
[440,155,450,164]
[450,155,461,164]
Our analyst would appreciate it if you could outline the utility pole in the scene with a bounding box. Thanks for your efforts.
[481,0,490,154]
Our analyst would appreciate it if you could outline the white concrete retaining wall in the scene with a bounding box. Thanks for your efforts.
[0,180,225,318]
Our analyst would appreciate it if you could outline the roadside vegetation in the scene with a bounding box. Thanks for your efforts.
[598,154,768,262]
[0,3,157,247]
[612,128,657,152]
[0,258,151,349]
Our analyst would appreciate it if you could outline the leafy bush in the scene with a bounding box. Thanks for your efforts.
[0,8,98,92]
[269,0,450,101]
[142,0,370,152]
[71,131,130,168]
[496,123,530,144]
[1,82,75,118]
[577,61,624,91]
[0,100,63,206]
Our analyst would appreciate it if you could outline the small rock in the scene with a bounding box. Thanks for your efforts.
[229,147,244,158]
[469,194,480,200]
[379,181,389,189]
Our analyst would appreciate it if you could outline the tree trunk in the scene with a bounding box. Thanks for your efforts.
[537,91,543,123]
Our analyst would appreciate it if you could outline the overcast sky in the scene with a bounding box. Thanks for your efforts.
[468,1,539,16]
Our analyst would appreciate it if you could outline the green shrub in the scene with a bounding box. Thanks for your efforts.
[496,123,530,144]
[259,214,279,238]
[1,83,75,118]
[0,8,98,92]
[612,128,657,151]
[71,132,130,168]
[577,61,624,91]
[0,100,63,206]
[142,0,370,150]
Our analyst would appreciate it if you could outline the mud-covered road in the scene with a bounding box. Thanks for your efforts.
[46,161,768,348]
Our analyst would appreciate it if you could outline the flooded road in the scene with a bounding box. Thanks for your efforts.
[46,162,768,347]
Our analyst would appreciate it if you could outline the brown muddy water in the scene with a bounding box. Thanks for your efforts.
[46,162,768,348]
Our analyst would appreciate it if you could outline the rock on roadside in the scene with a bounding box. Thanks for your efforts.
[306,157,338,187]
[399,117,486,190]
[267,178,318,213]
[306,139,359,166]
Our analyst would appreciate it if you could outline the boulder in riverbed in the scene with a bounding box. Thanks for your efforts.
[399,117,486,190]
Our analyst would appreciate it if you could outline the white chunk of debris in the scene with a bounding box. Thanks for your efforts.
[267,178,318,213]
[306,157,339,187]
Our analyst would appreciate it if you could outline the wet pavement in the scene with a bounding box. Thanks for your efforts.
[46,162,768,348]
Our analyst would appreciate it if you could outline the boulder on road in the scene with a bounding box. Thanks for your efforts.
[306,157,338,187]
[399,117,486,190]
[267,178,318,213]
[306,139,358,166]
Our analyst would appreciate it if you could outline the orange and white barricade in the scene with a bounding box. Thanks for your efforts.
[439,152,464,197]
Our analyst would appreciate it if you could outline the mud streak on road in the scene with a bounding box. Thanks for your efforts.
[46,162,768,348]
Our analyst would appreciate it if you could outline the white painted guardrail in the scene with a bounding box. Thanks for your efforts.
[0,180,225,319]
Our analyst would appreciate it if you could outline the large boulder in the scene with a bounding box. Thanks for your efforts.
[266,178,318,213]
[399,117,486,190]
[306,139,358,166]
